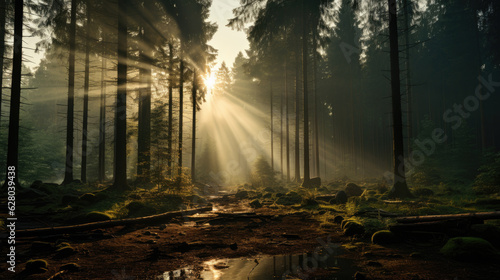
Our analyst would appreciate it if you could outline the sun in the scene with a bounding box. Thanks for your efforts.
[203,71,217,95]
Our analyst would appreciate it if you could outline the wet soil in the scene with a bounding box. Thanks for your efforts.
[4,196,500,280]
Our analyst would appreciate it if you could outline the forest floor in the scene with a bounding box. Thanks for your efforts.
[4,187,500,280]
[0,180,500,280]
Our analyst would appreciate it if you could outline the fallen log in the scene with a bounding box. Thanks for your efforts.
[390,219,478,233]
[15,206,212,237]
[396,211,500,224]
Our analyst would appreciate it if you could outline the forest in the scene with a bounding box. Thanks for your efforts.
[1,0,500,279]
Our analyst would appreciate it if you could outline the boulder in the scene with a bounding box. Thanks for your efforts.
[440,237,499,261]
[83,211,112,223]
[55,246,76,259]
[78,193,97,204]
[276,191,302,205]
[335,190,348,204]
[371,230,396,245]
[470,224,500,248]
[333,215,344,224]
[249,199,263,209]
[343,222,365,236]
[235,190,249,199]
[301,198,319,208]
[345,183,363,197]
[60,263,80,272]
[24,259,48,274]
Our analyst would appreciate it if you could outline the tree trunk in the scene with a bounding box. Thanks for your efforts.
[137,27,152,181]
[2,0,22,188]
[98,51,106,182]
[178,59,184,175]
[294,40,301,183]
[167,43,174,176]
[62,0,77,185]
[81,0,91,183]
[302,1,310,186]
[0,0,6,128]
[191,70,197,181]
[285,55,290,182]
[403,0,413,155]
[270,79,274,172]
[387,0,412,198]
[113,0,129,189]
[280,74,284,180]
[312,34,319,178]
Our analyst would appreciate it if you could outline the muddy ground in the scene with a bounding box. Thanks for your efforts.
[4,195,500,280]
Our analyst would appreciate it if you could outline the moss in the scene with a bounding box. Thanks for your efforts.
[126,201,157,217]
[440,237,499,261]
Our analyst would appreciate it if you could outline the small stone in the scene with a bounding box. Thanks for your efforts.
[354,271,368,280]
[59,263,80,272]
[333,215,344,224]
[159,224,167,230]
[229,243,238,250]
[24,259,48,274]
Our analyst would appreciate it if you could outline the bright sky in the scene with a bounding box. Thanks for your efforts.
[208,0,249,68]
[24,0,249,71]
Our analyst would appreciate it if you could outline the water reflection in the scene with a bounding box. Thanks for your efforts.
[160,245,356,280]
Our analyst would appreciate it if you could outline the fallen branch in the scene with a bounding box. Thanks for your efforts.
[396,211,500,224]
[15,206,212,237]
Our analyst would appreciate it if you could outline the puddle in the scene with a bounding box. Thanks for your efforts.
[159,244,357,279]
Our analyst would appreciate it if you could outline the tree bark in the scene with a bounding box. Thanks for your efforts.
[387,0,412,198]
[98,50,106,182]
[301,0,310,186]
[137,27,152,181]
[81,0,91,183]
[62,0,77,185]
[312,34,319,178]
[285,54,290,182]
[2,0,22,188]
[270,79,274,172]
[178,59,184,175]
[294,39,301,183]
[403,0,413,155]
[167,43,174,176]
[0,0,6,128]
[113,0,129,189]
[191,70,197,181]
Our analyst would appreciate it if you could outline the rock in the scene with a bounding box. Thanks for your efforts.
[126,201,156,217]
[94,191,110,202]
[362,251,375,258]
[371,230,397,245]
[309,177,322,188]
[24,259,48,274]
[59,263,80,272]
[262,192,273,199]
[301,198,319,208]
[343,222,365,236]
[249,199,263,209]
[333,215,344,224]
[345,183,363,197]
[413,188,434,197]
[276,191,302,205]
[235,190,249,199]
[55,246,76,259]
[469,224,500,248]
[335,190,348,204]
[354,271,368,280]
[229,243,238,250]
[264,187,276,193]
[61,194,79,206]
[410,252,423,259]
[440,237,499,261]
[275,192,285,198]
[159,224,167,230]
[128,193,141,200]
[78,193,97,204]
[83,211,112,223]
